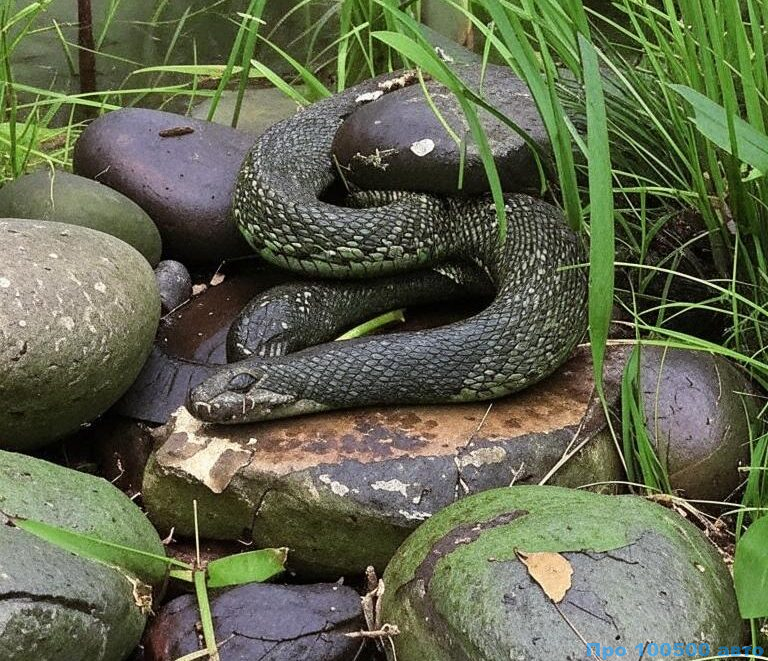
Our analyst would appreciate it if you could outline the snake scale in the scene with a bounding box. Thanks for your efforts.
[188,69,588,424]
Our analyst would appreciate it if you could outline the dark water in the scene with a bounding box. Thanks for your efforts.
[12,0,334,95]
[12,0,628,98]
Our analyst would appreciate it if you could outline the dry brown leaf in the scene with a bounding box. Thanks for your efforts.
[517,550,573,603]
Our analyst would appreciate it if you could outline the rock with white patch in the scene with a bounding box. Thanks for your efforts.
[332,63,549,195]
[142,346,625,579]
[0,220,160,450]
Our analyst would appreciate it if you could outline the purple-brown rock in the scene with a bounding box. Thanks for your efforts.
[332,64,549,195]
[144,583,365,661]
[73,108,254,265]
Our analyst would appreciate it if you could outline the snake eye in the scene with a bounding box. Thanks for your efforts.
[228,372,257,393]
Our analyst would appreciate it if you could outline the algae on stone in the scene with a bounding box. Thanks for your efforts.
[381,485,743,661]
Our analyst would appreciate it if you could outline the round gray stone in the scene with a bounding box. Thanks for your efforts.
[636,347,758,501]
[381,486,743,661]
[154,259,192,313]
[0,220,160,450]
[332,64,549,195]
[0,170,162,266]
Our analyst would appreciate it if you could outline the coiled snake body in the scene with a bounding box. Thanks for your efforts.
[188,70,588,424]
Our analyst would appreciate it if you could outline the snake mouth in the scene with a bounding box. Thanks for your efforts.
[186,366,327,424]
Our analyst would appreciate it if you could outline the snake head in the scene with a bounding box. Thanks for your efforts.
[187,365,327,424]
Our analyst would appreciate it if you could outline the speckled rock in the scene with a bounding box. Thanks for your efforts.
[332,63,549,195]
[380,486,743,661]
[0,220,160,450]
[636,346,758,501]
[73,108,254,265]
[154,260,192,313]
[0,450,167,661]
[0,170,162,266]
[144,583,365,660]
[142,346,625,579]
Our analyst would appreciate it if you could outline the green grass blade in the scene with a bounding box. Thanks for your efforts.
[733,515,768,618]
[579,35,614,394]
[206,547,288,588]
[10,516,187,578]
[194,568,220,661]
[672,84,768,173]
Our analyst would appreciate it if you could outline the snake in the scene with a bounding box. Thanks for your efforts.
[187,68,589,424]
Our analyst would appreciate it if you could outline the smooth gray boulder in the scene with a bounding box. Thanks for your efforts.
[0,450,167,661]
[635,346,758,501]
[0,170,161,265]
[380,485,743,660]
[0,220,160,450]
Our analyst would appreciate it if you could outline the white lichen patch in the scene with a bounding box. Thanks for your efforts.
[318,474,350,496]
[94,282,107,293]
[458,446,508,469]
[0,277,10,288]
[58,316,75,332]
[370,479,410,498]
[355,90,383,103]
[159,407,255,494]
[410,138,435,157]
[398,509,431,521]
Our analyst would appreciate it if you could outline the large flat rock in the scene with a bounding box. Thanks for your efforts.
[143,346,625,578]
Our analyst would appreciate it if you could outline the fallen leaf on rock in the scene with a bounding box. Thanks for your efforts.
[517,550,573,603]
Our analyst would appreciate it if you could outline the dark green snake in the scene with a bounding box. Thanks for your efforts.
[188,69,588,424]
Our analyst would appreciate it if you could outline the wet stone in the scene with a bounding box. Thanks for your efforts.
[0,450,167,661]
[142,346,625,579]
[380,485,743,661]
[0,169,162,266]
[0,219,160,450]
[636,346,758,501]
[332,63,549,195]
[116,260,288,425]
[154,259,192,314]
[144,582,365,661]
[73,108,254,265]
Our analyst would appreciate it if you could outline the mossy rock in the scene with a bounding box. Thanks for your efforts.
[381,485,743,660]
[0,450,167,660]
[0,170,161,265]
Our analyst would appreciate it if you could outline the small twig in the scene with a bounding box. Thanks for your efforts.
[345,623,401,639]
[553,602,589,648]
